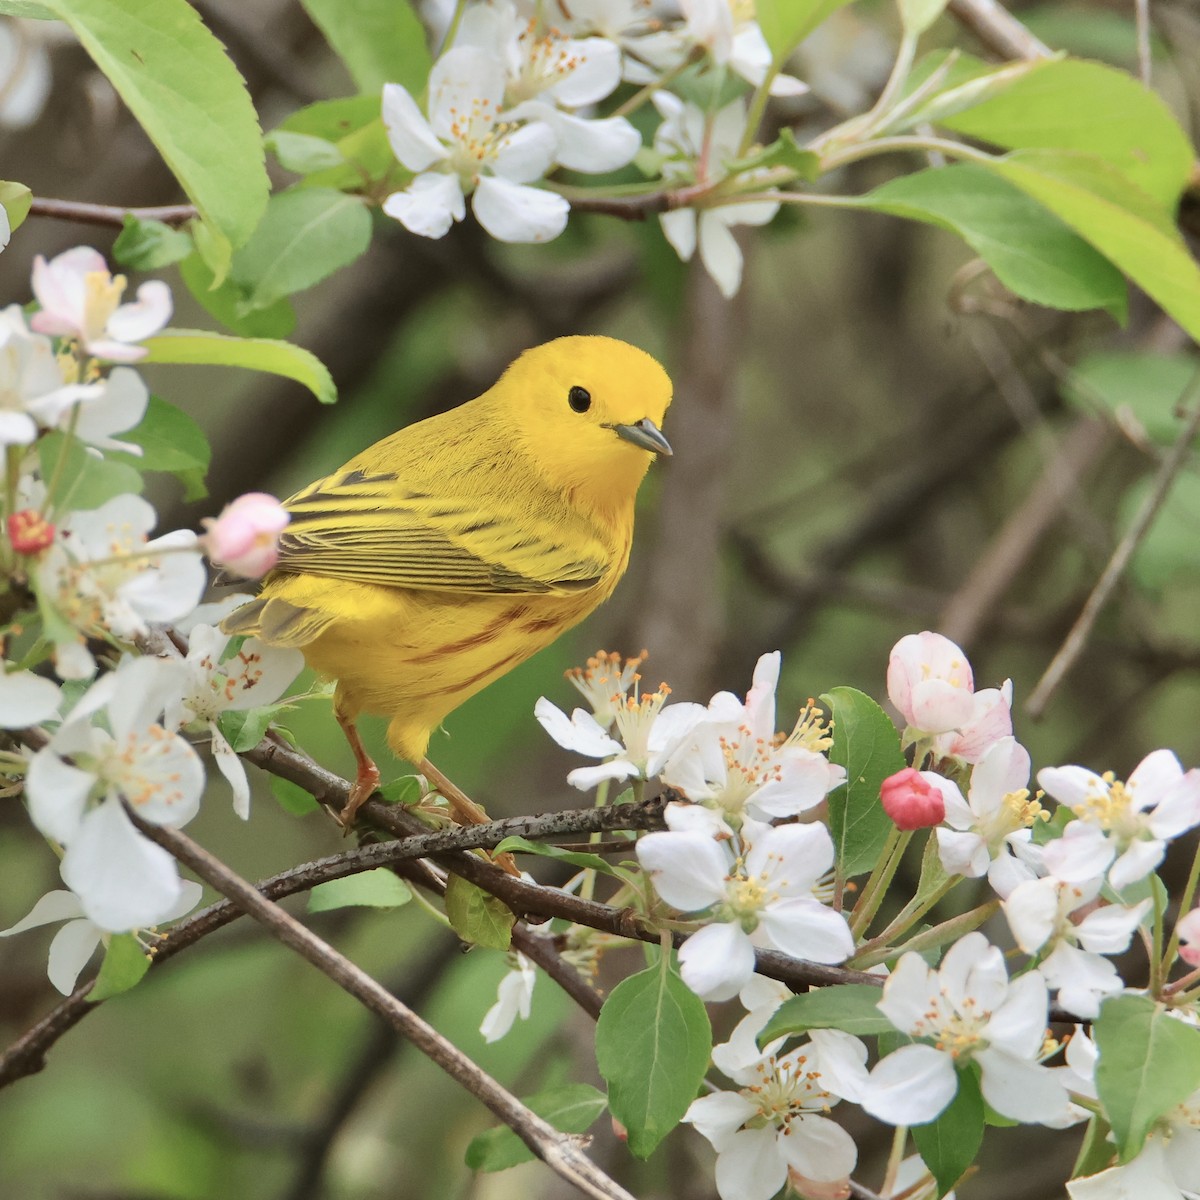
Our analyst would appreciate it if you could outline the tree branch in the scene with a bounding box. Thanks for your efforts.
[946,0,1052,60]
[28,197,199,228]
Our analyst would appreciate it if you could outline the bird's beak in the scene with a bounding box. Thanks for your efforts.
[610,418,672,456]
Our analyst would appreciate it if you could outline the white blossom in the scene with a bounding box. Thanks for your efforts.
[1040,750,1200,891]
[480,952,537,1043]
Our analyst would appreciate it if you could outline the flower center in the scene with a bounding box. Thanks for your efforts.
[82,270,126,343]
[910,990,990,1060]
[567,649,648,727]
[743,1052,834,1130]
[612,682,671,767]
[1071,773,1141,838]
[444,101,513,182]
[511,22,585,103]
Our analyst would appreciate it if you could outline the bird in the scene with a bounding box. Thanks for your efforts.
[221,335,673,828]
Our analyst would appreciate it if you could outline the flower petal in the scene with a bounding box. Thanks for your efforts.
[862,1044,957,1125]
[46,918,102,995]
[472,176,568,244]
[383,172,466,239]
[636,830,728,911]
[679,921,755,1000]
[382,82,447,172]
[0,889,85,935]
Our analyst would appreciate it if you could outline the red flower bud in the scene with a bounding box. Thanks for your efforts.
[880,767,945,830]
[7,509,55,556]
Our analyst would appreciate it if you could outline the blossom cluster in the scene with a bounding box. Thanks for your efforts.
[0,248,301,990]
[514,634,1200,1200]
[379,0,804,295]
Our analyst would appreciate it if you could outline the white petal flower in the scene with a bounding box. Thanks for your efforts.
[480,952,536,1042]
[472,174,569,243]
[0,669,61,726]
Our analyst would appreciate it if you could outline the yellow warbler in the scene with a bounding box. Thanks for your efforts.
[222,335,673,825]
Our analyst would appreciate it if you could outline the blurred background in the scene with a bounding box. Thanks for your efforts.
[2,1,1199,1196]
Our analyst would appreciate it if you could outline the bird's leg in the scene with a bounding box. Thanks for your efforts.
[335,706,380,828]
[419,758,520,877]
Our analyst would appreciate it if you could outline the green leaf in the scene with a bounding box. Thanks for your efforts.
[271,775,320,815]
[757,0,853,59]
[854,164,1127,317]
[1120,472,1200,591]
[729,128,820,181]
[940,59,1194,207]
[1063,351,1200,446]
[465,1084,607,1172]
[108,394,211,501]
[230,188,372,311]
[88,934,151,1001]
[1094,993,1200,1161]
[299,0,431,94]
[822,687,905,877]
[379,775,422,805]
[912,1066,984,1195]
[899,0,950,37]
[493,836,618,877]
[112,216,193,270]
[0,180,32,232]
[45,0,268,255]
[265,130,346,175]
[307,869,412,913]
[595,960,712,1158]
[279,95,382,142]
[759,984,891,1044]
[0,2,56,17]
[444,875,514,950]
[142,328,337,405]
[986,148,1200,342]
[177,253,296,339]
[217,706,282,754]
[276,95,394,192]
[39,433,143,511]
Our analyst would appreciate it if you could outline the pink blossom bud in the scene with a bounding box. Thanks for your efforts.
[7,509,55,555]
[880,767,945,830]
[1178,907,1200,967]
[201,492,289,578]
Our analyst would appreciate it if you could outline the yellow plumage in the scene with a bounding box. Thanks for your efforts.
[222,335,673,823]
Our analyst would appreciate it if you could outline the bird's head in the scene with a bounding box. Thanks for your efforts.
[494,335,674,512]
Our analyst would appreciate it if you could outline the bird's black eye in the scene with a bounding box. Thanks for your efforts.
[568,385,592,413]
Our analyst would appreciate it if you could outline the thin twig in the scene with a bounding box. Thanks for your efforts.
[945,0,1052,60]
[1135,0,1153,87]
[130,814,637,1200]
[1027,374,1200,717]
[28,197,200,228]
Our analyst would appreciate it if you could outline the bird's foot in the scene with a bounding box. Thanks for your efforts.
[337,761,381,831]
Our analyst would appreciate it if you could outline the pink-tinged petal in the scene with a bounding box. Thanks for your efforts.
[760,898,853,963]
[976,1047,1071,1124]
[0,889,84,935]
[881,767,946,830]
[61,800,183,932]
[862,1044,957,1125]
[471,176,568,244]
[1108,838,1165,890]
[944,683,1013,762]
[908,677,978,735]
[684,1089,759,1147]
[1178,907,1200,962]
[696,211,744,299]
[30,247,105,329]
[1042,820,1115,883]
[937,828,990,878]
[46,918,101,995]
[1147,769,1200,839]
[636,830,728,911]
[779,1112,858,1183]
[743,651,781,736]
[26,751,94,843]
[383,172,466,239]
[106,279,171,343]
[967,736,1030,814]
[0,669,60,726]
[381,82,447,172]
[547,36,623,106]
[679,921,755,1000]
[714,1126,787,1200]
[887,631,973,723]
[82,339,147,363]
[428,47,506,139]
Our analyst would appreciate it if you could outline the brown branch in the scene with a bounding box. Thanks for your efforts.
[946,0,1052,60]
[130,814,636,1200]
[28,197,200,228]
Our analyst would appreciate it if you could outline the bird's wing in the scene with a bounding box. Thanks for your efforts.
[274,468,612,594]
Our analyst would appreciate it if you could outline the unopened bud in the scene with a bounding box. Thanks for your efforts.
[200,492,289,578]
[7,509,55,555]
[880,767,945,830]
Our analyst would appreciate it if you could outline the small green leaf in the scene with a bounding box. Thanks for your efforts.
[230,188,372,311]
[1094,993,1200,1161]
[142,328,337,405]
[595,959,712,1158]
[299,0,432,95]
[177,253,296,339]
[940,59,1193,208]
[279,94,381,142]
[88,934,151,1001]
[112,216,193,270]
[379,775,422,805]
[759,984,891,1044]
[444,875,514,950]
[823,687,905,877]
[218,706,278,754]
[108,394,211,501]
[729,128,820,180]
[0,180,32,231]
[855,163,1127,317]
[899,0,950,37]
[1063,351,1200,446]
[307,869,411,913]
[271,775,320,815]
[265,130,346,175]
[756,0,853,59]
[39,433,143,511]
[45,0,268,251]
[493,836,618,877]
[912,1066,984,1195]
[465,1084,607,1172]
